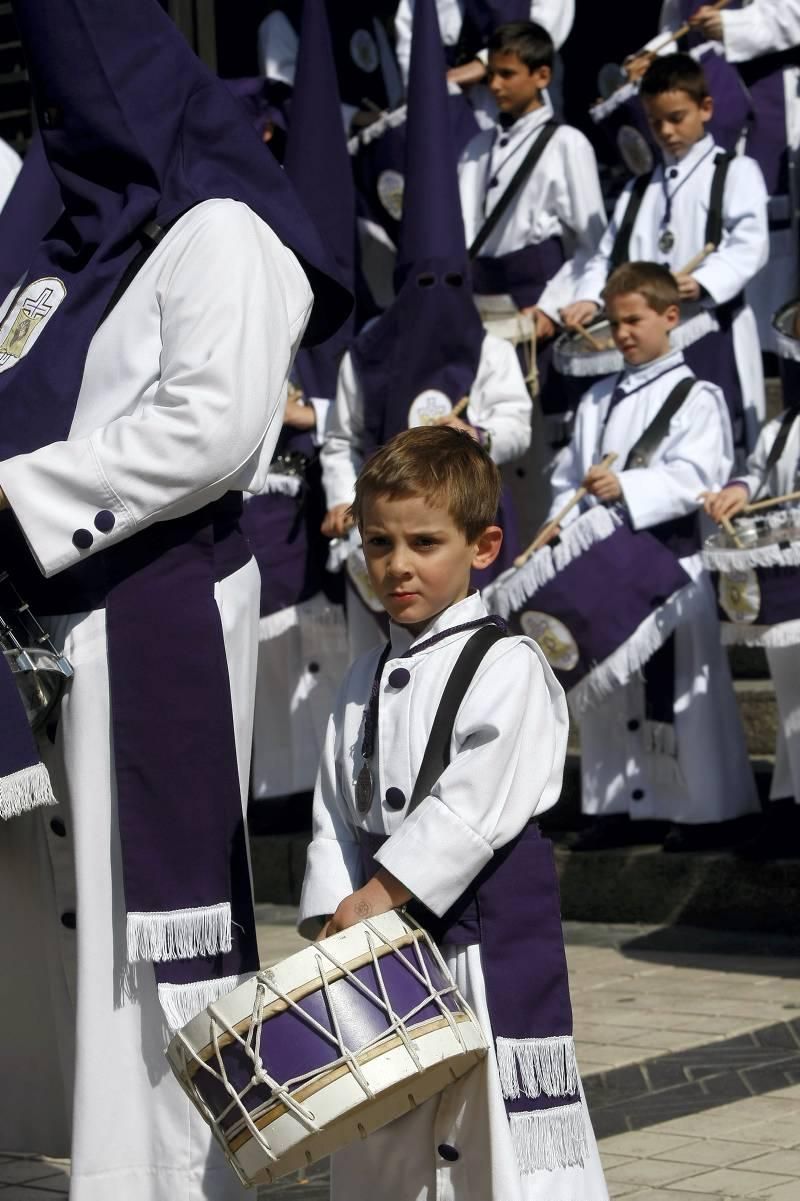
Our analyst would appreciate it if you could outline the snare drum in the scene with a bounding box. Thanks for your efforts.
[553,315,621,382]
[483,506,692,716]
[167,911,487,1187]
[703,510,800,646]
[773,298,800,398]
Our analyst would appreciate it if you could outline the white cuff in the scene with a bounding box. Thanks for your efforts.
[298,836,362,940]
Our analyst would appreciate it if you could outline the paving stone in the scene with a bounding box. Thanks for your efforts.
[0,1163,66,1185]
[595,1131,696,1158]
[604,1158,697,1186]
[738,1150,800,1175]
[650,1138,772,1168]
[672,1166,796,1194]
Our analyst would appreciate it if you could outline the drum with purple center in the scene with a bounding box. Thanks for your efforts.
[166,910,487,1187]
[703,510,800,646]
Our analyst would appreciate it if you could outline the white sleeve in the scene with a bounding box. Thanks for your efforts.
[0,141,21,212]
[298,688,365,940]
[307,397,331,448]
[547,397,594,523]
[394,0,414,83]
[257,11,299,87]
[530,0,575,49]
[733,418,780,496]
[0,202,312,578]
[721,0,800,62]
[692,157,770,305]
[537,130,608,321]
[320,351,366,510]
[619,383,734,529]
[569,183,633,307]
[375,639,568,916]
[468,335,532,465]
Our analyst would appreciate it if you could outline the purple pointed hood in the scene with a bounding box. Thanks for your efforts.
[0,131,62,301]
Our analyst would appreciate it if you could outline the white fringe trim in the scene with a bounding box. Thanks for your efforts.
[485,507,620,619]
[509,1101,588,1174]
[0,762,56,820]
[567,580,693,718]
[347,103,407,153]
[590,80,639,122]
[261,472,303,498]
[126,902,232,964]
[553,334,622,378]
[497,1035,579,1101]
[775,325,800,364]
[704,526,800,571]
[670,306,718,351]
[721,618,800,648]
[158,971,255,1032]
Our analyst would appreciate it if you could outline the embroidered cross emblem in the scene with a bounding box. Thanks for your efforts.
[0,287,56,363]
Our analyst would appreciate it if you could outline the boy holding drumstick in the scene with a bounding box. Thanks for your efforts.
[301,425,609,1200]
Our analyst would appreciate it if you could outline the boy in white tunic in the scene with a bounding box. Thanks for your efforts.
[550,262,758,852]
[561,52,769,461]
[301,424,608,1201]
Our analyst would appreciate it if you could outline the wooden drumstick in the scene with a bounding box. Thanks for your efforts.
[570,323,605,353]
[623,2,731,85]
[745,488,800,514]
[720,515,744,549]
[435,395,470,424]
[515,452,619,567]
[674,242,716,278]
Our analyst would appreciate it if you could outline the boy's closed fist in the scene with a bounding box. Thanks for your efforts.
[583,465,622,502]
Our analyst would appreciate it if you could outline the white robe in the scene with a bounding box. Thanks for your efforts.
[549,348,760,823]
[299,590,608,1201]
[0,138,21,210]
[0,199,314,1201]
[458,96,607,323]
[657,0,800,345]
[572,133,769,453]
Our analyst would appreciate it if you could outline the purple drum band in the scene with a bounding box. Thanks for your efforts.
[484,506,693,717]
[703,510,800,647]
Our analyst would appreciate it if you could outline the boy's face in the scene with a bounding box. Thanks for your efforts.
[607,291,680,366]
[487,51,551,119]
[642,89,713,160]
[361,492,501,634]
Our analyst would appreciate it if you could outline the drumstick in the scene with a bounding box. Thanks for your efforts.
[569,323,605,353]
[624,2,732,81]
[720,515,744,549]
[745,488,800,514]
[435,395,470,424]
[514,452,619,567]
[674,242,716,277]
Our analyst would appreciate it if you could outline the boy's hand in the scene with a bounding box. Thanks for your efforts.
[690,6,724,41]
[674,274,701,302]
[583,465,622,502]
[318,869,413,940]
[560,300,599,330]
[522,306,556,342]
[437,412,479,440]
[700,484,749,523]
[624,50,655,83]
[446,59,486,88]
[321,504,354,538]
[284,396,316,431]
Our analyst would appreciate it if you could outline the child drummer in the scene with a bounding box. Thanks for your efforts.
[702,297,800,859]
[300,426,609,1200]
[549,261,758,852]
[561,52,769,462]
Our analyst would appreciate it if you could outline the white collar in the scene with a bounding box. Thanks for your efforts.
[619,347,686,391]
[389,590,487,657]
[496,94,554,142]
[662,132,716,174]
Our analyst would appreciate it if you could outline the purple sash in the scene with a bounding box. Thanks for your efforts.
[740,51,797,198]
[471,237,566,309]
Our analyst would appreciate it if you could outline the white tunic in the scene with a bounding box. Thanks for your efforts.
[549,349,760,823]
[0,138,21,210]
[321,333,532,510]
[0,199,314,1201]
[299,590,608,1201]
[573,134,769,451]
[458,96,607,320]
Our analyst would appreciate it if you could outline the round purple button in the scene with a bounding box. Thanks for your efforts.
[94,509,115,533]
[72,528,93,550]
[384,787,406,811]
[388,667,410,689]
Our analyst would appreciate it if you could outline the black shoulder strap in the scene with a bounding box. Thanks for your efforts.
[99,214,184,326]
[753,407,800,500]
[705,151,734,249]
[610,169,653,271]
[407,625,507,814]
[624,376,696,469]
[468,122,560,260]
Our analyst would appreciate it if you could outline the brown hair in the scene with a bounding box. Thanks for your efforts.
[351,425,501,542]
[603,261,681,314]
[640,52,710,104]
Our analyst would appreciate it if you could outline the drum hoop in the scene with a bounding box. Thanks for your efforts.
[186,931,424,1076]
[226,1012,475,1153]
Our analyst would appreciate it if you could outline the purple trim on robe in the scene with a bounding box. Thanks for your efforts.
[739,52,797,197]
[681,315,746,455]
[471,237,566,310]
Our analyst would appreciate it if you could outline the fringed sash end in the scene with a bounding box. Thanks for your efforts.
[509,1101,588,1174]
[126,901,232,964]
[158,971,254,1032]
[0,762,57,820]
[496,1034,579,1101]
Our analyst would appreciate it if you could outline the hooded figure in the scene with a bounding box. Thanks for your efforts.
[0,1,350,1198]
[0,130,63,300]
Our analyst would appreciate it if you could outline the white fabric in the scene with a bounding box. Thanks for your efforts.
[251,591,349,799]
[572,134,769,450]
[549,349,759,823]
[0,138,21,211]
[735,411,800,500]
[321,333,532,510]
[0,201,312,1198]
[458,98,607,321]
[766,643,800,804]
[299,590,607,1200]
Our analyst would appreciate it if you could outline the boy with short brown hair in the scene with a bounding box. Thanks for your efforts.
[300,425,609,1200]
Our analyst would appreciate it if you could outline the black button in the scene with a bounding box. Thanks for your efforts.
[385,787,406,811]
[669,167,678,178]
[60,911,76,929]
[632,789,645,801]
[94,509,115,533]
[388,667,410,689]
[627,719,640,732]
[308,662,320,674]
[487,176,499,189]
[72,528,93,550]
[498,136,509,147]
[50,818,66,838]
[438,1144,460,1162]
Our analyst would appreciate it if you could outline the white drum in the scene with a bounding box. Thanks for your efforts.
[167,911,487,1187]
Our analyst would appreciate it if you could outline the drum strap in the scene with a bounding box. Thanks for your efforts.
[624,377,695,469]
[705,152,734,249]
[468,121,560,260]
[753,407,800,501]
[407,624,508,814]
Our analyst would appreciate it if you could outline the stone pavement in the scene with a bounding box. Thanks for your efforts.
[2,911,799,1200]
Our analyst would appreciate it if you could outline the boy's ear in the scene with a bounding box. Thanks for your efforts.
[699,94,714,124]
[472,525,504,571]
[532,64,552,89]
[665,302,681,330]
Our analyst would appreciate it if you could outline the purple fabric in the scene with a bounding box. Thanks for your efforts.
[714,565,800,627]
[779,358,800,404]
[739,53,795,196]
[681,316,746,454]
[0,132,63,301]
[460,0,531,47]
[471,237,566,309]
[284,0,356,401]
[505,521,690,694]
[282,1,392,110]
[0,657,42,780]
[223,76,290,146]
